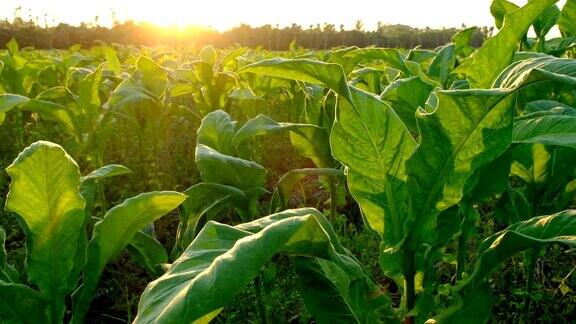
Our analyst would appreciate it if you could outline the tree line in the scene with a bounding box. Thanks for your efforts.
[0,17,492,50]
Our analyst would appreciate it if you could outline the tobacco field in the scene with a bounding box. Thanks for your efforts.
[1,0,576,323]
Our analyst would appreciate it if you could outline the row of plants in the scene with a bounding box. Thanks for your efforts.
[0,0,576,322]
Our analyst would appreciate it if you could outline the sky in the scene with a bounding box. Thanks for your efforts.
[0,0,557,31]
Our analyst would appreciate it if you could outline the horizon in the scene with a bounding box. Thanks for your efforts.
[3,0,509,32]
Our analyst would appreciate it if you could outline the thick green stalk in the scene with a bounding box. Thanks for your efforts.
[456,231,468,281]
[328,176,337,221]
[403,249,416,322]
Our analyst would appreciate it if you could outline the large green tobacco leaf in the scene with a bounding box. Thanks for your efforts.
[79,164,164,277]
[490,0,519,29]
[290,127,334,168]
[510,144,551,184]
[82,164,132,182]
[494,56,576,88]
[137,56,168,97]
[428,44,456,88]
[559,0,576,37]
[466,210,576,294]
[195,144,266,190]
[0,93,75,132]
[294,258,361,323]
[19,99,75,132]
[102,45,121,76]
[71,191,186,323]
[0,93,28,124]
[197,110,237,156]
[532,3,560,40]
[232,114,318,147]
[0,94,28,113]
[134,208,393,323]
[405,89,515,249]
[0,93,74,130]
[509,143,576,214]
[240,58,352,102]
[332,87,415,241]
[0,282,48,324]
[463,151,512,203]
[107,78,158,111]
[5,141,86,322]
[513,113,576,149]
[128,231,169,277]
[452,27,477,57]
[343,48,411,76]
[525,100,575,114]
[80,164,132,214]
[462,0,558,88]
[174,183,250,254]
[294,257,397,324]
[380,77,433,133]
[77,65,103,127]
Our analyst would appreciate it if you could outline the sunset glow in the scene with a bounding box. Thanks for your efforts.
[3,0,508,31]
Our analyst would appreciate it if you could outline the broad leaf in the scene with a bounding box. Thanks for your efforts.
[333,87,416,242]
[380,77,433,133]
[559,0,576,37]
[137,56,168,97]
[494,56,576,88]
[295,257,398,324]
[134,208,393,323]
[80,164,132,214]
[513,113,576,149]
[195,144,266,190]
[81,164,132,182]
[463,0,558,88]
[344,48,411,76]
[71,191,186,323]
[232,114,318,147]
[174,183,249,254]
[197,110,237,156]
[0,94,28,113]
[128,231,169,276]
[240,58,352,102]
[405,89,515,249]
[0,282,48,324]
[102,45,122,76]
[5,141,86,322]
[490,0,519,29]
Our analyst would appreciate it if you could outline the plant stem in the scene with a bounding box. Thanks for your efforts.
[456,231,468,281]
[403,249,416,321]
[456,212,472,281]
[456,203,477,282]
[328,176,337,221]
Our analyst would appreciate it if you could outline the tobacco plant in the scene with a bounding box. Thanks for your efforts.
[0,141,186,323]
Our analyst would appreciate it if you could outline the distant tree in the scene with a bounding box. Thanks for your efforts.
[0,11,487,50]
[354,19,364,32]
